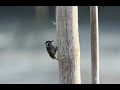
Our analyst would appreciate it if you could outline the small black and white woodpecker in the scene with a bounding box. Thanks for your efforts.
[45,40,58,60]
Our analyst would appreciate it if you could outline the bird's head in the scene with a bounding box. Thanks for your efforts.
[45,40,54,46]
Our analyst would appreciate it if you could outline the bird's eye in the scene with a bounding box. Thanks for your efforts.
[46,42,49,45]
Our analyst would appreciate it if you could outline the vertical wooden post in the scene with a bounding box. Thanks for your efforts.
[56,6,81,84]
[90,6,99,84]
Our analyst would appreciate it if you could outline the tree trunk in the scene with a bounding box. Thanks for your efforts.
[56,6,81,84]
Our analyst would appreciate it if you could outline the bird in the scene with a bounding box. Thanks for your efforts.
[45,40,58,60]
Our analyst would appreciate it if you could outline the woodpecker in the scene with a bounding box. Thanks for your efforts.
[45,40,58,60]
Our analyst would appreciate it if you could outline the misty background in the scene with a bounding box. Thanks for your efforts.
[0,6,120,84]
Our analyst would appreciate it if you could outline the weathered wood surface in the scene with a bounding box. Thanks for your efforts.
[90,6,99,84]
[56,6,81,84]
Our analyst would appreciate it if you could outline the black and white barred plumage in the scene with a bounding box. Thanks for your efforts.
[45,40,58,60]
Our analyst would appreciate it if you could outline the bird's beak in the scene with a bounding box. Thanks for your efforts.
[51,40,54,43]
[51,40,54,42]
